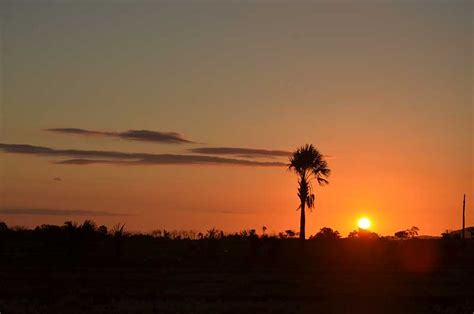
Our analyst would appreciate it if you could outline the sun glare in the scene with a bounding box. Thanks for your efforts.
[357,217,371,230]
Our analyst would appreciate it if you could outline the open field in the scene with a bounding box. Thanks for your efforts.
[1,265,472,314]
[1,228,473,313]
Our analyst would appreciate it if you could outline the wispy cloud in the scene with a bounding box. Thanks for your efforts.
[0,207,130,216]
[45,128,194,144]
[191,208,255,215]
[216,209,254,215]
[0,143,286,167]
[189,147,291,158]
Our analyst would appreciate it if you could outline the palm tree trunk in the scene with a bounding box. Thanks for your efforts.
[300,199,305,240]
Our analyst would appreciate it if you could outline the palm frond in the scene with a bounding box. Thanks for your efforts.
[289,144,330,184]
[317,177,329,185]
[306,194,315,210]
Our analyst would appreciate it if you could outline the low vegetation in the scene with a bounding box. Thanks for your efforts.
[0,220,472,267]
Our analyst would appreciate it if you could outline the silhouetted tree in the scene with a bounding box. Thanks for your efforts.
[348,228,379,239]
[81,220,97,234]
[238,229,257,239]
[395,230,409,239]
[311,227,340,240]
[408,226,419,238]
[278,229,297,239]
[63,221,79,231]
[288,144,330,240]
[395,226,419,239]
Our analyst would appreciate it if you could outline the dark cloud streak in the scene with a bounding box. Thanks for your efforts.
[190,147,291,158]
[45,128,106,136]
[55,158,285,167]
[45,128,194,144]
[0,143,286,167]
[0,208,130,216]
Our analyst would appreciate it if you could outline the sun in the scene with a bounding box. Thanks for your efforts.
[357,217,371,230]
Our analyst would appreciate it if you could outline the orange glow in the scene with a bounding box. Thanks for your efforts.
[0,2,471,237]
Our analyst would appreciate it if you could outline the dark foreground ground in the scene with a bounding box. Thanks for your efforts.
[1,230,473,313]
[2,264,473,313]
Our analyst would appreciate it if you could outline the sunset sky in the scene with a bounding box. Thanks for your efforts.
[0,0,472,236]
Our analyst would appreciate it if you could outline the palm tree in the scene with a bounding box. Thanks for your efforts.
[288,144,330,240]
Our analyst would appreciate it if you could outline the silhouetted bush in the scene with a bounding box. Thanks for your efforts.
[205,228,224,240]
[441,230,461,240]
[0,221,8,232]
[278,230,297,239]
[98,225,108,235]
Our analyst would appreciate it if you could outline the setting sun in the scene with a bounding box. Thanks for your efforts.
[357,217,371,230]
